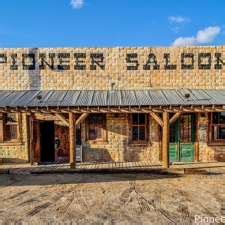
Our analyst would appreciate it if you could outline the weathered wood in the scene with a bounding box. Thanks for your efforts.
[17,113,23,142]
[29,113,34,165]
[55,113,69,127]
[69,112,76,168]
[195,113,200,162]
[25,114,31,164]
[33,113,69,127]
[195,142,199,162]
[162,112,169,168]
[1,105,225,114]
[169,112,182,124]
[34,113,55,121]
[0,113,4,142]
[75,113,89,126]
[149,112,163,127]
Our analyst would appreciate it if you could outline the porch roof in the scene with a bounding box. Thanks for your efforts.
[0,89,225,109]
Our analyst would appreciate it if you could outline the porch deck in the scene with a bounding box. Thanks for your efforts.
[1,161,225,174]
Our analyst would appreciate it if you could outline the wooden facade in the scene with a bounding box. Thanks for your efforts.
[1,46,225,167]
[1,105,225,168]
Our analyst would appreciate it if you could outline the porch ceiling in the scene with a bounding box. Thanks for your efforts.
[0,89,225,110]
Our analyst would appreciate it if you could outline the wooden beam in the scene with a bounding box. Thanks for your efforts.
[162,112,169,168]
[55,113,69,127]
[34,113,55,120]
[2,105,225,114]
[149,112,163,127]
[169,112,182,124]
[69,112,76,169]
[75,113,89,126]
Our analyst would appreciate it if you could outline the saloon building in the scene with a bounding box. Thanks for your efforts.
[0,46,225,168]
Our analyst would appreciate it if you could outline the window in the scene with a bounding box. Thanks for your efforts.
[209,112,225,143]
[180,114,193,143]
[87,114,106,141]
[0,113,19,142]
[131,113,148,143]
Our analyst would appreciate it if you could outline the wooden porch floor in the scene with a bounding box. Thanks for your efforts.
[1,161,225,174]
[76,161,162,170]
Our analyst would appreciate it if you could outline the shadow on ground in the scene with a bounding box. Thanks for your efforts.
[0,172,184,187]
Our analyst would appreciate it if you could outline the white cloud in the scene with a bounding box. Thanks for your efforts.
[70,0,84,9]
[172,26,221,46]
[172,37,196,47]
[196,26,221,43]
[168,16,190,24]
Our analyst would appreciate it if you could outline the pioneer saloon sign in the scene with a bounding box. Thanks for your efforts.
[0,51,224,70]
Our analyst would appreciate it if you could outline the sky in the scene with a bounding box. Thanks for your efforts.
[0,0,224,48]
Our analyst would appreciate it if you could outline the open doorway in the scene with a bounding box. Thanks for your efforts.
[33,119,82,164]
[40,121,55,163]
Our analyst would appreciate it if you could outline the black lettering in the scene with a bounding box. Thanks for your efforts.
[181,53,194,69]
[143,53,160,70]
[198,53,211,69]
[74,53,86,70]
[126,53,139,70]
[164,53,177,70]
[22,54,35,70]
[214,53,225,69]
[39,53,55,70]
[90,53,105,70]
[10,54,18,70]
[0,54,7,64]
[58,53,70,70]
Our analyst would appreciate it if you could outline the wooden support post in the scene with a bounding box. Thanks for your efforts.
[0,113,4,142]
[17,112,23,143]
[29,113,34,165]
[25,113,30,163]
[162,111,169,168]
[195,113,200,162]
[69,112,76,169]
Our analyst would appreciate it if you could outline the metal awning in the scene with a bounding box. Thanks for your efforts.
[0,89,225,108]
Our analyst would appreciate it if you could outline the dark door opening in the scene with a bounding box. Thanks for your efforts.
[76,127,81,145]
[40,121,55,163]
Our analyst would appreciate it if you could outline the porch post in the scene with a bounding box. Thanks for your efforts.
[29,113,34,165]
[69,112,76,168]
[162,111,169,168]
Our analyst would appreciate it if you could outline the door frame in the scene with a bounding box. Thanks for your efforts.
[169,113,197,163]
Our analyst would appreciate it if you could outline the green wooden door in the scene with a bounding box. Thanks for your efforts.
[169,114,195,162]
[169,119,179,162]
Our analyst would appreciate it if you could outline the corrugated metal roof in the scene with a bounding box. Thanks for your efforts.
[0,89,224,108]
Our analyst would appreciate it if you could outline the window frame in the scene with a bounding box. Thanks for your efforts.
[130,113,149,144]
[86,113,107,143]
[208,112,225,144]
[0,113,21,143]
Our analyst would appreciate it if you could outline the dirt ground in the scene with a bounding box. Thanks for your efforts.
[0,168,225,225]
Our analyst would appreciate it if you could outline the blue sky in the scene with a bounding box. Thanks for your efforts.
[0,0,224,47]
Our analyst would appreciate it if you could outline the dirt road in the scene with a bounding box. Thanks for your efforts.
[0,169,225,224]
